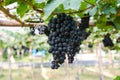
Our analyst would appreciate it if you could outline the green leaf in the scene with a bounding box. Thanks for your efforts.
[44,0,82,18]
[34,3,45,8]
[63,0,70,10]
[44,0,64,18]
[103,6,117,15]
[63,0,83,10]
[17,3,28,18]
[36,0,45,3]
[84,0,96,4]
[5,0,17,6]
[89,6,97,16]
[54,4,64,13]
[69,0,82,10]
[96,0,101,3]
[80,2,87,10]
[113,16,120,30]
[114,46,120,51]
[114,76,120,80]
[27,0,36,5]
[118,0,120,3]
[96,15,107,29]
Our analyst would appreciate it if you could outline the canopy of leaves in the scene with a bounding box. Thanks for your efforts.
[0,0,120,50]
[0,0,119,28]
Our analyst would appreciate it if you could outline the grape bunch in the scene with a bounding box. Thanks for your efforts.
[21,45,29,51]
[102,34,114,47]
[37,26,45,34]
[29,17,50,36]
[37,26,50,36]
[47,13,74,69]
[47,13,90,69]
[67,29,82,63]
[29,26,50,36]
[30,27,35,35]
[116,37,120,43]
[79,14,90,31]
[88,43,93,48]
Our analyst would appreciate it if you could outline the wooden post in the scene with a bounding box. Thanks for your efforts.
[80,50,84,74]
[65,55,70,80]
[0,49,3,76]
[40,56,49,80]
[117,50,120,68]
[29,46,34,80]
[75,52,80,80]
[119,51,120,67]
[31,56,34,80]
[17,50,21,76]
[96,43,104,80]
[8,48,12,80]
[108,50,114,68]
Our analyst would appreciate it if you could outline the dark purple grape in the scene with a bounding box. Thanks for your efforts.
[102,34,114,47]
[47,13,90,69]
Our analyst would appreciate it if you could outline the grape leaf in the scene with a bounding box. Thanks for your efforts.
[84,0,96,4]
[63,0,83,10]
[17,3,28,18]
[36,0,45,3]
[69,0,83,10]
[103,6,117,15]
[113,16,120,30]
[44,0,64,18]
[63,0,71,10]
[54,4,64,13]
[80,2,87,10]
[34,3,45,8]
[89,6,97,16]
[118,0,120,3]
[5,0,17,6]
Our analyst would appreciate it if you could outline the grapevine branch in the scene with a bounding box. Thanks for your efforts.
[20,0,43,13]
[0,6,23,24]
[0,19,94,27]
[0,20,45,27]
[0,6,45,27]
